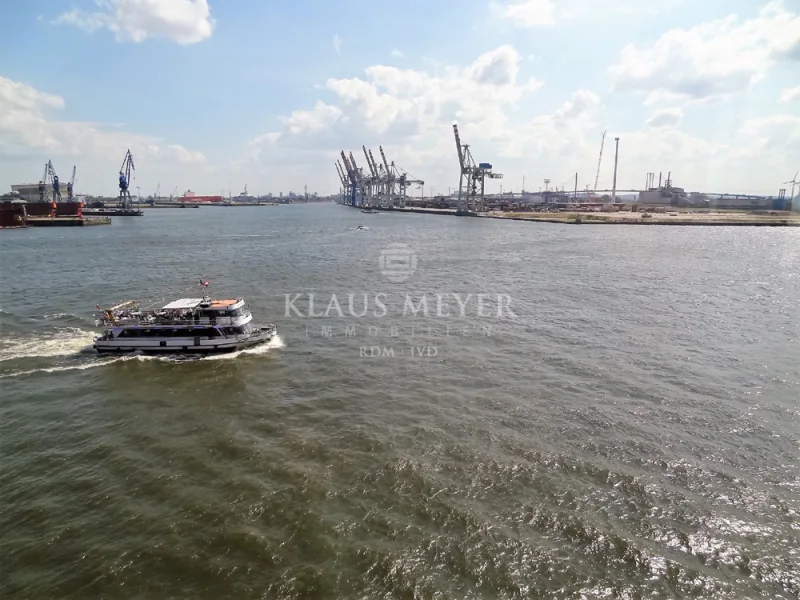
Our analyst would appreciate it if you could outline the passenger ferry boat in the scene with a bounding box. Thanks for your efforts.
[93,292,276,354]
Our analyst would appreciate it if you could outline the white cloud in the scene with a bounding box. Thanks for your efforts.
[55,0,214,45]
[646,108,683,128]
[610,0,800,104]
[250,45,543,154]
[780,85,800,102]
[494,0,555,27]
[0,75,206,194]
[493,0,683,27]
[391,49,404,58]
[333,34,342,55]
[239,39,797,196]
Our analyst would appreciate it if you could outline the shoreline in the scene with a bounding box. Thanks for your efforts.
[345,204,800,226]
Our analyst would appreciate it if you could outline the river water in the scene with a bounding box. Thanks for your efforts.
[1,205,798,599]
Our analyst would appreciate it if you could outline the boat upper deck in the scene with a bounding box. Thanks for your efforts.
[97,296,250,328]
[161,297,244,311]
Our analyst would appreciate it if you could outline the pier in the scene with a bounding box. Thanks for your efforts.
[27,216,111,226]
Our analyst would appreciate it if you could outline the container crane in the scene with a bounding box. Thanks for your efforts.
[118,149,135,209]
[452,123,502,213]
[363,146,379,205]
[340,151,359,205]
[335,160,350,203]
[349,151,367,206]
[396,166,424,206]
[379,146,397,208]
[368,148,384,205]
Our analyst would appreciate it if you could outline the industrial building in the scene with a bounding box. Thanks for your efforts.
[11,182,70,203]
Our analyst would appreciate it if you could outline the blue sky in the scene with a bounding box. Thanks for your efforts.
[0,0,798,197]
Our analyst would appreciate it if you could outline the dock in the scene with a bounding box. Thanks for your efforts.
[82,208,142,216]
[27,216,111,226]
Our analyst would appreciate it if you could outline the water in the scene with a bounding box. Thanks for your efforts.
[1,205,798,599]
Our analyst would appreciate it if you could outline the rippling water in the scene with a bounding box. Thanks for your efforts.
[1,205,798,599]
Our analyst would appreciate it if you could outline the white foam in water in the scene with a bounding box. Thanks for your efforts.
[202,334,286,360]
[0,328,96,362]
[0,334,286,378]
[0,358,122,379]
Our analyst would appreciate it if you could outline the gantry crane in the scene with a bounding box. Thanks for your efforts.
[396,166,424,205]
[378,146,397,208]
[452,123,502,213]
[340,151,359,205]
[335,160,350,203]
[363,146,379,205]
[367,148,385,206]
[348,151,367,206]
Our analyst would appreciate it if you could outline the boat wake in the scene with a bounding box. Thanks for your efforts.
[202,334,285,360]
[0,330,286,379]
[0,327,96,362]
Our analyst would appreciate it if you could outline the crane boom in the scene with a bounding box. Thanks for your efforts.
[363,146,378,178]
[593,131,606,194]
[453,124,465,171]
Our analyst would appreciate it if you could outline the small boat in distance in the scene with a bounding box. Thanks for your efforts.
[355,224,368,230]
[93,284,276,354]
[360,209,378,214]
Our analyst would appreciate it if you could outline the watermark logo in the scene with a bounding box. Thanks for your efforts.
[379,243,417,283]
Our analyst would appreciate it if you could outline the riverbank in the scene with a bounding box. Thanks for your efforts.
[487,211,800,226]
[345,204,800,226]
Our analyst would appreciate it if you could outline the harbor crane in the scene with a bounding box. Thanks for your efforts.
[340,151,360,205]
[67,166,76,201]
[348,151,368,206]
[452,123,502,213]
[45,160,62,203]
[363,146,379,205]
[368,148,385,206]
[335,160,350,202]
[39,163,48,202]
[379,146,397,208]
[783,170,799,199]
[118,149,135,209]
[593,130,606,198]
[396,166,424,204]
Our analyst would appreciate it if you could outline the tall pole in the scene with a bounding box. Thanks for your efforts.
[574,172,578,200]
[522,175,525,193]
[611,137,620,203]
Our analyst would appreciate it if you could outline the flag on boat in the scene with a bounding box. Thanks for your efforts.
[200,279,210,287]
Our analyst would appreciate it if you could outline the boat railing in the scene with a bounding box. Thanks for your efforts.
[97,312,252,328]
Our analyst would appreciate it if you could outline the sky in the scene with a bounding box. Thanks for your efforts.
[0,0,798,198]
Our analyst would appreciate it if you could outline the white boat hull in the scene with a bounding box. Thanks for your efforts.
[93,325,276,354]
